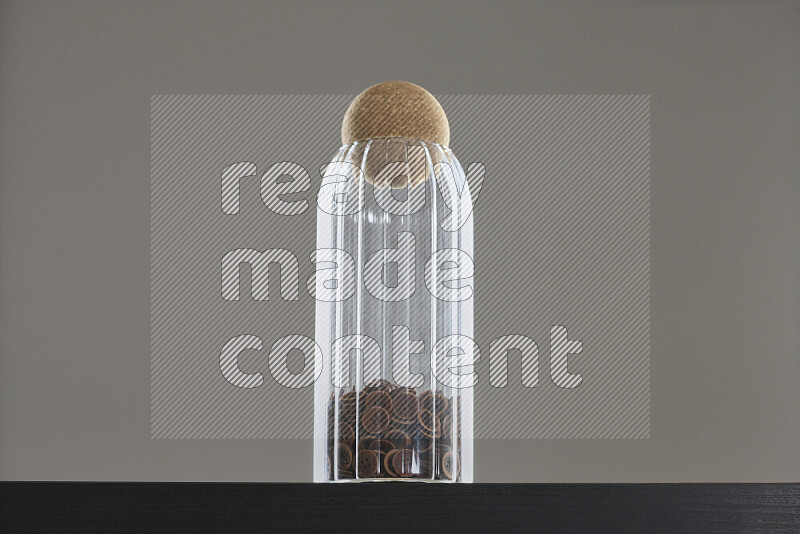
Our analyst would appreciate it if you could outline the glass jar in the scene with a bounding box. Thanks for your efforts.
[313,137,475,482]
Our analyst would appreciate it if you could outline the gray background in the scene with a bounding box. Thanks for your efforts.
[1,0,798,482]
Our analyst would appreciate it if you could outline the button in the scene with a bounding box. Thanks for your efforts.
[441,450,454,479]
[433,444,451,480]
[391,390,419,421]
[382,449,399,477]
[361,405,390,434]
[337,443,353,470]
[357,449,379,478]
[364,390,393,413]
[417,409,441,438]
[391,448,416,478]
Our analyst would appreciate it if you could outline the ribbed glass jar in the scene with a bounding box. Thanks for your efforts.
[313,138,474,482]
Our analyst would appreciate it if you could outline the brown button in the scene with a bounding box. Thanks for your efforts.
[392,390,419,421]
[391,448,416,478]
[364,390,393,412]
[382,449,399,477]
[433,445,451,480]
[442,451,461,479]
[441,450,454,479]
[357,449,379,478]
[417,409,441,438]
[337,443,353,470]
[361,405,390,434]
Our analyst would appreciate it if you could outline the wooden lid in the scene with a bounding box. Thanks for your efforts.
[341,81,450,146]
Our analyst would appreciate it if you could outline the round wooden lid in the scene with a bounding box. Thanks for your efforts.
[341,81,450,146]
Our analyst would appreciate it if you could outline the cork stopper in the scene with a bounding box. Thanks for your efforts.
[342,81,450,146]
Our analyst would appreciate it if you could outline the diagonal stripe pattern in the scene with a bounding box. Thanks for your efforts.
[151,95,650,439]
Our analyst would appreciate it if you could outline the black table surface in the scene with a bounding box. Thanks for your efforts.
[2,482,799,533]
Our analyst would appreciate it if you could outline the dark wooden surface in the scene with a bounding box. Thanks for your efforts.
[2,483,798,532]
